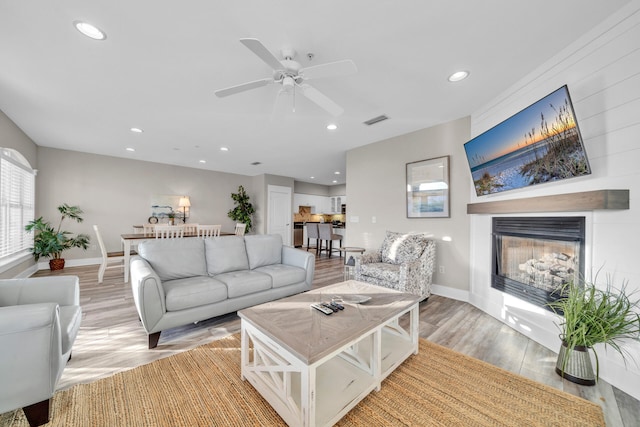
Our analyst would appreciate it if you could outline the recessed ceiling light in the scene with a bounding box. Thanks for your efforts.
[310,176,315,179]
[125,147,135,152]
[326,124,337,130]
[73,21,106,40]
[220,147,229,152]
[332,180,338,183]
[130,127,143,133]
[199,160,206,164]
[334,171,340,175]
[448,70,469,82]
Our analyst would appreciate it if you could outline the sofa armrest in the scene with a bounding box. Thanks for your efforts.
[0,303,62,413]
[130,256,166,333]
[0,276,79,307]
[282,246,316,288]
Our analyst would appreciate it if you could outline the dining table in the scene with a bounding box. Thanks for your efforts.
[120,231,233,282]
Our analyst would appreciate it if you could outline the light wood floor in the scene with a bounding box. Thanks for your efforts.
[33,255,639,426]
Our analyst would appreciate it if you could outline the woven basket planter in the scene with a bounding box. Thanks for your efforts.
[49,258,66,271]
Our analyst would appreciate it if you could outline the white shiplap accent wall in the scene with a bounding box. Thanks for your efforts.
[468,2,640,400]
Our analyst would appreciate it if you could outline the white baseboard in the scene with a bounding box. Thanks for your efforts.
[431,284,469,302]
[36,257,102,270]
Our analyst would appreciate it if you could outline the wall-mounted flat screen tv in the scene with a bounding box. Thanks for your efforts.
[464,85,591,196]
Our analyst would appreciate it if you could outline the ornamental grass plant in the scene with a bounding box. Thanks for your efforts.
[548,274,640,380]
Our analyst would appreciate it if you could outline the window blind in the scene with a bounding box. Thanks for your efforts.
[0,149,35,265]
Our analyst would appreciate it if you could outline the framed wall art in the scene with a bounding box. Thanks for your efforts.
[406,155,450,218]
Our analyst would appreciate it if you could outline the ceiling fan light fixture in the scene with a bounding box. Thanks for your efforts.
[448,70,469,82]
[73,21,106,40]
[326,124,337,130]
[282,76,295,92]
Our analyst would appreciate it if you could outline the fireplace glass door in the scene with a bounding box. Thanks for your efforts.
[492,216,585,311]
[496,235,579,293]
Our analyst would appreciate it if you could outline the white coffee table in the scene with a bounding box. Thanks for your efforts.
[238,280,421,427]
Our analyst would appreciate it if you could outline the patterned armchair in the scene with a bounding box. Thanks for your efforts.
[355,231,436,300]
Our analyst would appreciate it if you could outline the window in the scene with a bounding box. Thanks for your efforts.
[0,148,35,268]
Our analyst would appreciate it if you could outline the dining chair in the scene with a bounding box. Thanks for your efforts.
[155,225,184,239]
[142,224,156,235]
[234,223,247,236]
[306,223,319,255]
[318,223,342,258]
[183,223,198,235]
[93,225,136,283]
[198,224,221,238]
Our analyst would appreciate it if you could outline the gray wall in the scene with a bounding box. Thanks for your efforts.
[35,147,254,260]
[294,181,331,196]
[0,110,38,278]
[345,116,471,292]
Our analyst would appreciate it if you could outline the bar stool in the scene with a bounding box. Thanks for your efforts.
[306,223,319,255]
[318,223,342,258]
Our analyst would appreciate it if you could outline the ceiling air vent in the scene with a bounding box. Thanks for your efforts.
[363,115,389,126]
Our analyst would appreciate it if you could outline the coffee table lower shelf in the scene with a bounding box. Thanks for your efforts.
[240,304,418,427]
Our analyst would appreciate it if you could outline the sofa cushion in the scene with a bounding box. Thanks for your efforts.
[214,271,272,298]
[163,276,228,311]
[380,231,428,265]
[359,262,401,282]
[244,234,283,270]
[204,236,249,276]
[138,238,207,282]
[254,264,306,289]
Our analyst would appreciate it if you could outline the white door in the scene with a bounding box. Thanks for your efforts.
[267,185,292,245]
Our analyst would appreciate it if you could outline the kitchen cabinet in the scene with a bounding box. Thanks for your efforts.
[330,196,346,213]
[294,194,330,214]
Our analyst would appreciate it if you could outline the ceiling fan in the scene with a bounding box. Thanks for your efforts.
[214,38,357,116]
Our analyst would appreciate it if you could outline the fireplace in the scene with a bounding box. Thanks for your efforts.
[492,217,585,311]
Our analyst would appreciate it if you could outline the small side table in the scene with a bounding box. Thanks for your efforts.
[339,247,366,280]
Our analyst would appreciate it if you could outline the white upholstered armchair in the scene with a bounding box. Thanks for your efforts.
[355,231,436,300]
[0,276,82,426]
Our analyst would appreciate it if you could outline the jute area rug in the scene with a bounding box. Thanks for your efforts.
[2,334,604,427]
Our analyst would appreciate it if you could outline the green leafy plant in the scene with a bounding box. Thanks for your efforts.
[548,274,640,380]
[25,203,90,260]
[227,185,255,233]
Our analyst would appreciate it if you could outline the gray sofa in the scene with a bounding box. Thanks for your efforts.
[130,234,315,348]
[0,276,81,426]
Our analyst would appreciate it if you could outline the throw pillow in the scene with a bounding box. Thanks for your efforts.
[380,231,428,265]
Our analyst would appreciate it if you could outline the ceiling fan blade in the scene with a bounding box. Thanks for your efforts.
[240,38,283,71]
[299,84,344,116]
[301,59,357,80]
[214,78,272,98]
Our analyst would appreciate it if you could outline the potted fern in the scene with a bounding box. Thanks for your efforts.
[25,203,90,270]
[548,275,640,385]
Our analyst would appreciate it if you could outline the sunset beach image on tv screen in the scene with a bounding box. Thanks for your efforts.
[464,85,591,196]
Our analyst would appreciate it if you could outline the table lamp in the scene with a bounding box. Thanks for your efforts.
[178,196,191,223]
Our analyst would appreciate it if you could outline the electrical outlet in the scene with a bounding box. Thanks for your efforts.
[350,216,359,223]
[439,265,445,274]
